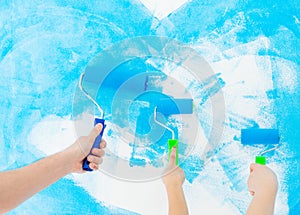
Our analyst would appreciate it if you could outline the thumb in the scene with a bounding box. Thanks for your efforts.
[87,123,103,147]
[169,147,177,167]
[250,163,257,173]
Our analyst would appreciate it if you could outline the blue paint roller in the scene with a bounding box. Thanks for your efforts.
[241,129,280,165]
[156,98,193,116]
[154,98,194,165]
[79,73,106,171]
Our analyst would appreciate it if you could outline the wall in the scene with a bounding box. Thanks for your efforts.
[0,0,299,214]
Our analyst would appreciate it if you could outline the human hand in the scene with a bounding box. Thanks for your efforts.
[163,147,185,188]
[63,124,106,173]
[247,163,278,197]
[163,147,189,215]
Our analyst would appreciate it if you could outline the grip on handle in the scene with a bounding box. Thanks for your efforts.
[168,139,178,165]
[82,118,106,171]
[255,156,266,165]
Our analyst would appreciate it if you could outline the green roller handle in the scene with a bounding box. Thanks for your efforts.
[168,139,178,165]
[255,156,266,165]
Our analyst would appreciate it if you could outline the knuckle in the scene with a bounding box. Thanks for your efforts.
[88,155,95,162]
[91,148,98,154]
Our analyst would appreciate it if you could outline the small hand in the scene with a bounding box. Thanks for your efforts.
[163,147,185,188]
[248,163,278,197]
[162,147,189,215]
[64,124,106,173]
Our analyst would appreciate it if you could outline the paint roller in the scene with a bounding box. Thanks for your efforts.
[241,129,280,165]
[153,98,193,165]
[78,73,106,171]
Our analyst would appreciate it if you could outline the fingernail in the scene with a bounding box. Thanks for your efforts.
[96,124,102,131]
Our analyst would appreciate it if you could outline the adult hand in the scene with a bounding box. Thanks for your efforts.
[0,124,107,214]
[64,123,107,173]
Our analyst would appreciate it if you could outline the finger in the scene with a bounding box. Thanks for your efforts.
[88,155,103,165]
[88,123,103,143]
[250,191,255,196]
[169,147,177,167]
[89,163,99,171]
[91,148,105,157]
[100,139,107,149]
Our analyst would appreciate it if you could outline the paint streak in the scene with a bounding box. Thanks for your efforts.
[0,0,298,214]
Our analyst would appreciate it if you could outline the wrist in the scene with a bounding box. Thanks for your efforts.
[59,147,79,174]
[165,183,185,201]
[257,183,278,197]
[253,187,277,200]
[164,181,183,190]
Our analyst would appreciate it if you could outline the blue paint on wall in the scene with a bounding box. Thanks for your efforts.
[1,0,299,214]
[10,178,138,215]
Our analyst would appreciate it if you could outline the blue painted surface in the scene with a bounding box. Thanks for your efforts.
[241,129,279,145]
[0,0,299,214]
[10,178,135,215]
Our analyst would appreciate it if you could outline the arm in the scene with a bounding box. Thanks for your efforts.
[0,124,106,214]
[163,147,188,215]
[246,163,278,215]
[165,183,188,215]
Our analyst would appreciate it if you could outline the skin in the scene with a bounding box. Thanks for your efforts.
[246,163,278,215]
[163,147,189,215]
[0,123,277,215]
[0,124,106,214]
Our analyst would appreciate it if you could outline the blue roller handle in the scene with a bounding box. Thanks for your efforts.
[82,118,106,171]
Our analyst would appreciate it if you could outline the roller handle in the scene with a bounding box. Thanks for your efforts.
[82,118,106,171]
[255,156,266,165]
[168,139,179,165]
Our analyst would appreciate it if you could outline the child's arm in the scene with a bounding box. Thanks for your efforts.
[163,147,189,215]
[0,124,106,214]
[246,163,278,215]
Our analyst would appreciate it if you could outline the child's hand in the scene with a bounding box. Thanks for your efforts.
[163,147,185,188]
[248,163,278,197]
[162,148,189,215]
